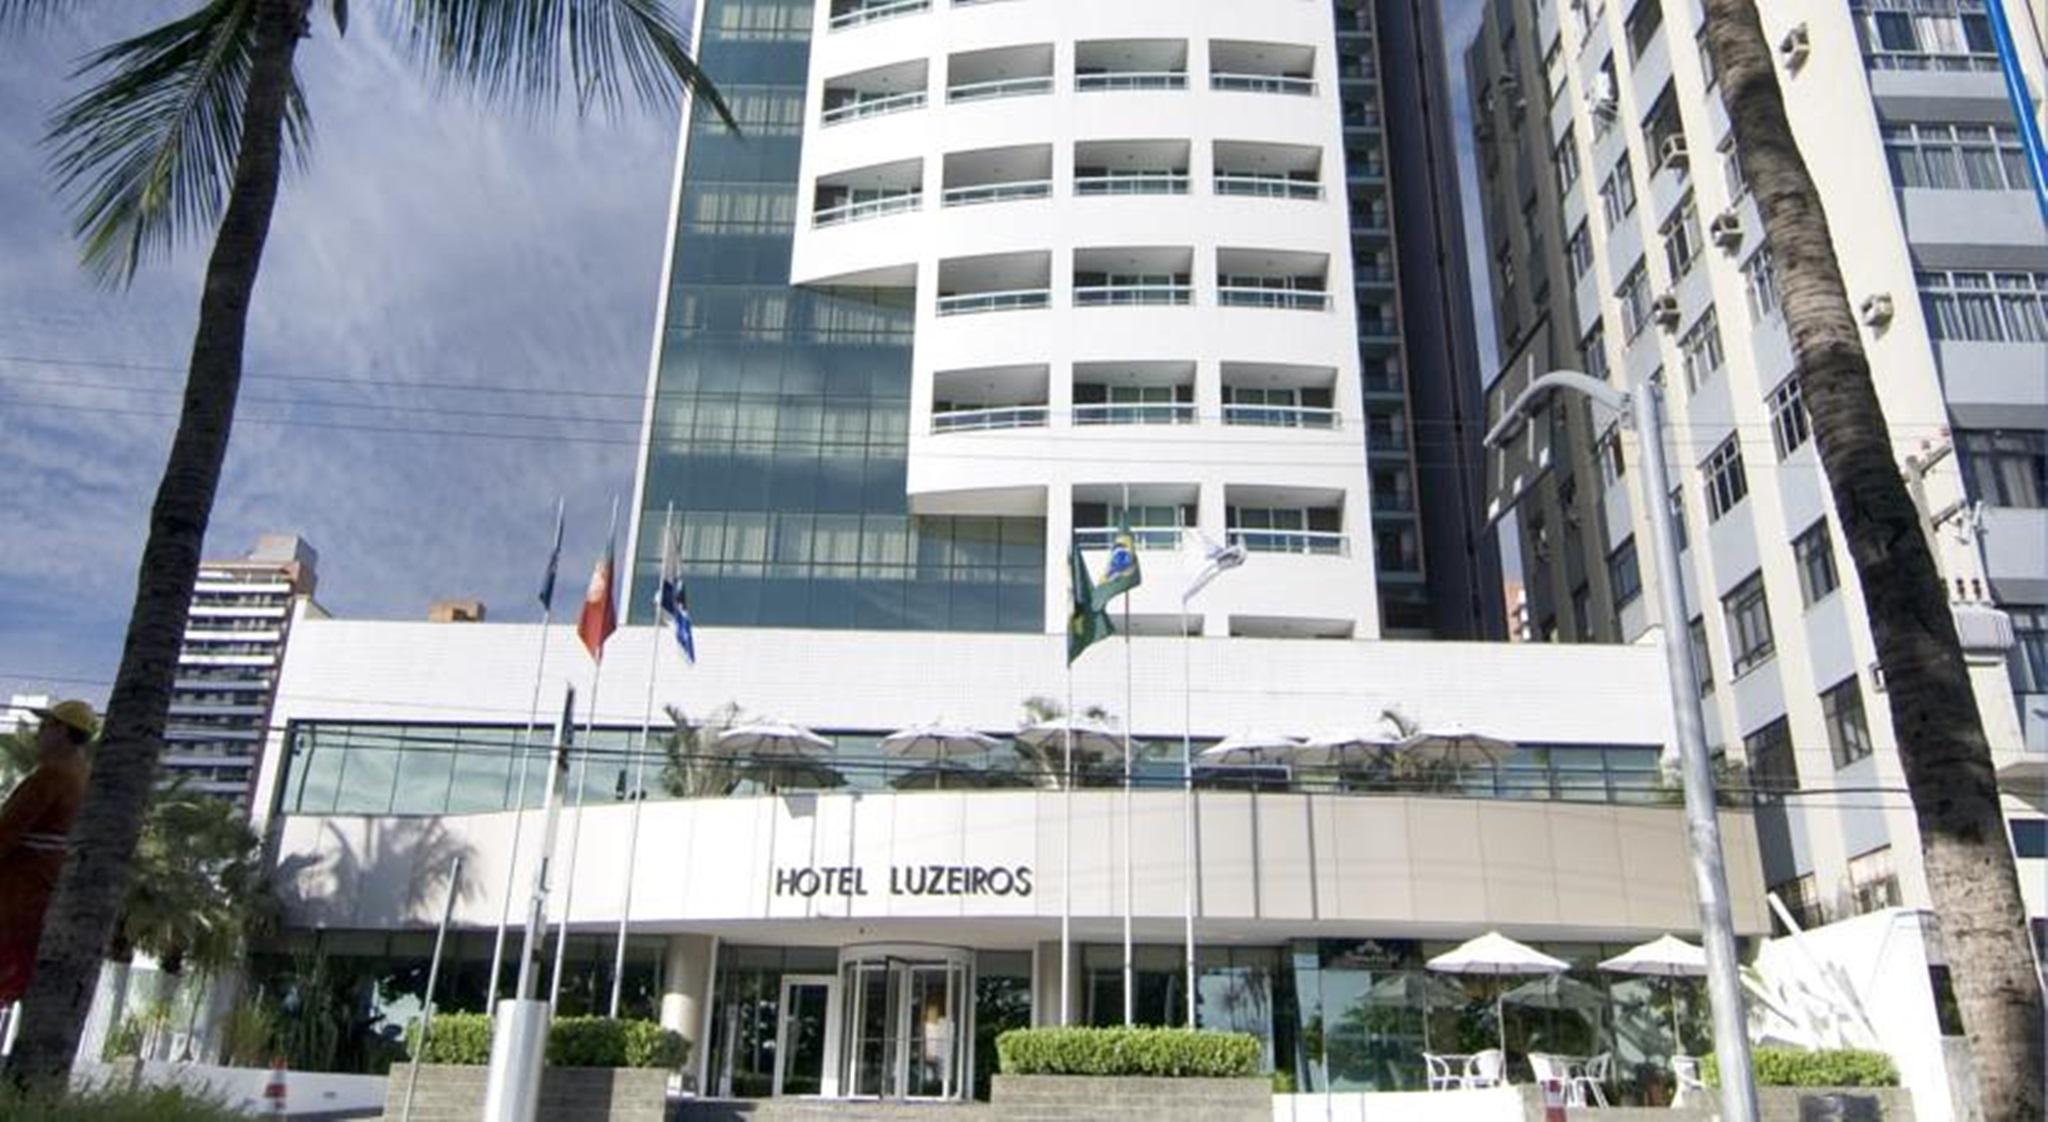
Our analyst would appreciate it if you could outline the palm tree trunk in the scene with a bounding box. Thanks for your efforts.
[3,0,309,1090]
[1700,4,2044,1118]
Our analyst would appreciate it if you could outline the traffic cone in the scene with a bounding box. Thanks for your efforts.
[263,1055,288,1116]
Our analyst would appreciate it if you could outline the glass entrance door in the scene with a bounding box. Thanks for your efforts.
[838,946,974,1099]
[774,975,836,1097]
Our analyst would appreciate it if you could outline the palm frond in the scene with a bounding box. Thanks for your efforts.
[393,0,735,128]
[45,0,315,286]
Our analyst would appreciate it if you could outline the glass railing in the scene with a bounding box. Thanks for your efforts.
[1074,171,1189,196]
[1075,71,1187,91]
[1210,73,1317,95]
[935,288,1050,315]
[1073,283,1192,307]
[1229,528,1347,556]
[821,89,926,125]
[1862,49,2000,73]
[941,180,1052,207]
[1075,526,1184,551]
[1214,174,1323,200]
[930,405,1049,433]
[813,192,921,227]
[1222,404,1340,429]
[1218,287,1330,310]
[1071,402,1195,425]
[828,0,928,29]
[946,76,1054,103]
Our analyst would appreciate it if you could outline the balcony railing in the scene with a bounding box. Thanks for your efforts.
[1373,492,1415,513]
[936,288,1050,316]
[1072,402,1195,426]
[1210,73,1316,95]
[942,180,1051,207]
[930,405,1049,433]
[1073,283,1192,307]
[813,192,921,227]
[821,90,926,125]
[1222,404,1340,429]
[1075,71,1187,92]
[1215,174,1323,200]
[1218,287,1330,310]
[1074,171,1188,196]
[828,0,928,29]
[947,76,1054,103]
[1230,528,1347,556]
[1861,49,2000,73]
[1075,526,1184,551]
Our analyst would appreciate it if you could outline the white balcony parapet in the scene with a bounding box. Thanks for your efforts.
[813,193,922,228]
[947,76,1054,103]
[1218,287,1331,310]
[1075,71,1187,92]
[1073,283,1192,307]
[1211,72,1317,95]
[1076,526,1184,550]
[1071,402,1196,426]
[942,180,1052,207]
[931,405,1050,433]
[821,90,926,125]
[1230,529,1348,556]
[1214,173,1323,200]
[1074,171,1188,196]
[829,0,928,30]
[936,289,1051,316]
[1222,405,1341,429]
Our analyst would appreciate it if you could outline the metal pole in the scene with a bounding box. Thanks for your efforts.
[1121,577,1134,1028]
[1630,381,1761,1122]
[1180,599,1197,1029]
[517,687,576,1001]
[401,856,464,1122]
[551,666,600,1011]
[1061,669,1074,1026]
[609,627,660,1018]
[488,600,555,1007]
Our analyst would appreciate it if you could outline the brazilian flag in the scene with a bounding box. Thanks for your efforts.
[1067,539,1114,664]
[1091,515,1143,610]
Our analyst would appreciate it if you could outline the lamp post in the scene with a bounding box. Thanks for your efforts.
[1180,534,1246,1027]
[1483,369,1760,1122]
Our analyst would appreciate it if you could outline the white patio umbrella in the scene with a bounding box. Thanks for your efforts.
[1599,934,1707,1051]
[716,721,834,757]
[1016,716,1123,784]
[1502,974,1608,1018]
[881,724,1001,790]
[1290,731,1399,776]
[1396,724,1516,767]
[1428,931,1569,1058]
[1197,732,1301,766]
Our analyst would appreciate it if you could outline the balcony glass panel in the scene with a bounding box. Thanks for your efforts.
[1073,282,1192,307]
[821,90,926,125]
[1214,174,1322,199]
[1230,529,1348,555]
[1076,71,1188,91]
[1072,403,1195,426]
[1218,287,1330,310]
[947,76,1054,103]
[930,406,1049,433]
[941,180,1051,207]
[1075,171,1188,196]
[1223,404,1339,429]
[1210,73,1316,95]
[813,192,921,227]
[829,0,928,29]
[936,289,1050,315]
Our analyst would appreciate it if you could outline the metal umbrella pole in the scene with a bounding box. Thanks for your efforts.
[401,857,464,1122]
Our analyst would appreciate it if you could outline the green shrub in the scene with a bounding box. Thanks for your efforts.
[404,1012,686,1069]
[1702,1047,1899,1087]
[101,1016,145,1061]
[0,1085,247,1121]
[995,1027,1262,1078]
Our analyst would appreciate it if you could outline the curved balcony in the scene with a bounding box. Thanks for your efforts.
[813,192,921,228]
[1214,174,1323,200]
[828,0,928,30]
[936,289,1050,316]
[1076,71,1187,92]
[948,76,1054,103]
[1222,404,1340,429]
[1211,73,1317,96]
[1075,525,1184,551]
[930,405,1049,433]
[1219,287,1331,310]
[1072,403,1195,426]
[942,180,1051,207]
[821,89,926,126]
[1073,283,1192,307]
[1074,170,1188,196]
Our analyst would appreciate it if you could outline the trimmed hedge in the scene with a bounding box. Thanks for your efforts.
[995,1027,1262,1078]
[407,1012,688,1069]
[0,1086,248,1121]
[1702,1048,1899,1087]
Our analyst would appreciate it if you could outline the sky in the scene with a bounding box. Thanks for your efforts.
[0,1,1493,708]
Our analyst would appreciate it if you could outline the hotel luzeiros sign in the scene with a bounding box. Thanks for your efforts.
[773,864,1034,898]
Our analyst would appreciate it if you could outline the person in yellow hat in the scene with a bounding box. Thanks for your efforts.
[0,699,97,1003]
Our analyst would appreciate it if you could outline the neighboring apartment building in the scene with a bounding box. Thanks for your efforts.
[166,534,319,807]
[1466,0,2047,947]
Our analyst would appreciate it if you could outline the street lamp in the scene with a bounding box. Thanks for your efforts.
[1484,370,1761,1122]
[1181,533,1246,1027]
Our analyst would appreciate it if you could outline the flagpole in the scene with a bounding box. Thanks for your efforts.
[1060,660,1074,1027]
[1120,484,1134,1028]
[1180,593,1196,1029]
[610,505,674,1017]
[553,495,618,1010]
[488,497,563,1008]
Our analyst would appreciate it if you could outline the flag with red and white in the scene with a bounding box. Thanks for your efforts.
[577,529,618,661]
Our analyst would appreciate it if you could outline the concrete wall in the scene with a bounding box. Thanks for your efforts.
[993,1074,1269,1122]
[381,1064,666,1122]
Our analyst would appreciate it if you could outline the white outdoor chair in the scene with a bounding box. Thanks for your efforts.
[1573,1052,1612,1108]
[1670,1055,1706,1108]
[1463,1048,1506,1089]
[1529,1053,1576,1103]
[1422,1052,1463,1092]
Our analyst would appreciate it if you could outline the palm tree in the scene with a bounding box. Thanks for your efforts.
[656,703,744,799]
[0,0,728,1088]
[1699,4,2042,1116]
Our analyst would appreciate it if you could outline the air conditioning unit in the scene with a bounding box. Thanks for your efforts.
[1659,135,1691,170]
[1652,293,1682,329]
[1860,293,1896,328]
[1588,72,1619,118]
[1779,23,1811,70]
[1709,210,1744,250]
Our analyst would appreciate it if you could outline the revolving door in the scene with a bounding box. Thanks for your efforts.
[838,945,974,1100]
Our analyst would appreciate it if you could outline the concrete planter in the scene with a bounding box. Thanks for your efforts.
[1516,1083,1915,1120]
[383,1062,668,1122]
[990,1074,1271,1121]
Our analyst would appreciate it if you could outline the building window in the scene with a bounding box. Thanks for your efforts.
[1919,269,2048,343]
[1608,539,1642,611]
[1669,486,1689,551]
[1582,323,1609,383]
[1662,192,1702,279]
[1745,715,1796,792]
[1689,615,1715,695]
[1617,263,1654,338]
[1701,434,1749,521]
[1697,22,1720,88]
[1850,0,2000,72]
[1679,307,1725,392]
[1768,373,1812,459]
[1884,122,2031,191]
[1600,152,1638,229]
[2012,818,2048,859]
[1770,872,1823,932]
[1848,846,1902,914]
[1571,581,1594,638]
[1556,126,1582,189]
[1720,135,1750,200]
[1743,245,1781,321]
[1568,221,1595,282]
[1597,424,1627,486]
[1723,571,1775,676]
[1625,0,1665,59]
[1793,519,1840,606]
[1822,676,1875,768]
[2009,605,2048,694]
[1957,429,2048,508]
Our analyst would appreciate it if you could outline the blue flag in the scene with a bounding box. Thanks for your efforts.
[537,499,564,612]
[656,515,696,663]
